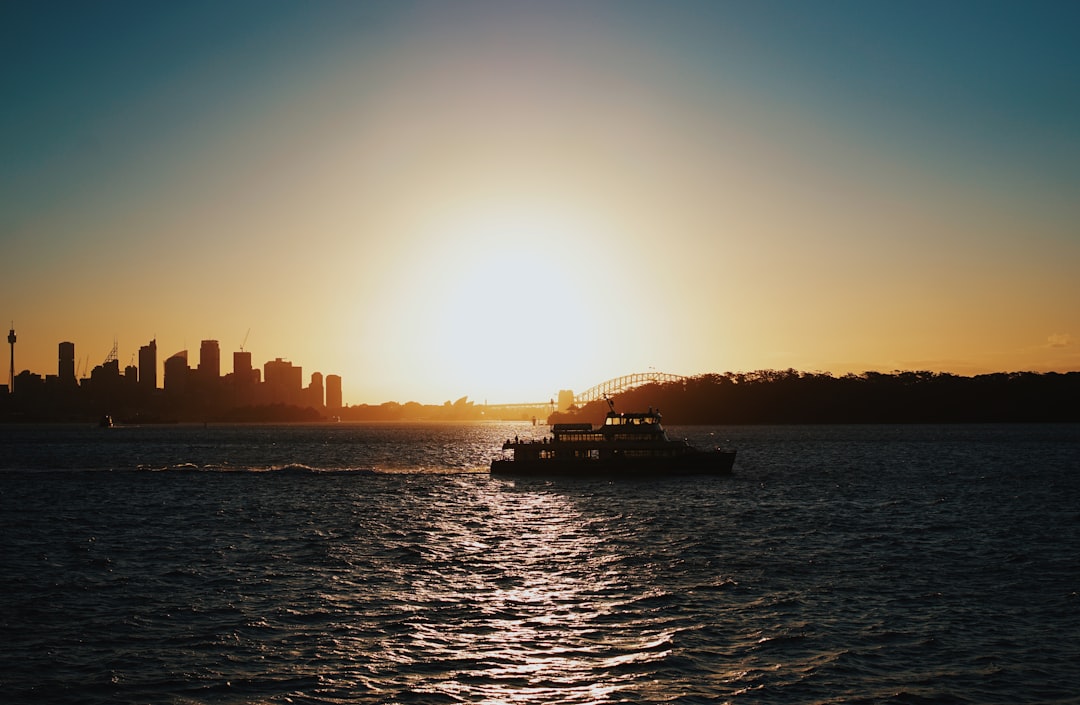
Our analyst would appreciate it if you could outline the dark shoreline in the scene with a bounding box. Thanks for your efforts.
[551,370,1080,426]
[5,370,1079,425]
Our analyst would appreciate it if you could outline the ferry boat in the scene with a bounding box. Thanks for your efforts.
[490,403,735,477]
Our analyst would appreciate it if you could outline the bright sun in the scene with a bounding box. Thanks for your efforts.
[405,204,617,402]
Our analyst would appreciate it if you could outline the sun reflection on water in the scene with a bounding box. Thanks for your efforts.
[365,477,675,703]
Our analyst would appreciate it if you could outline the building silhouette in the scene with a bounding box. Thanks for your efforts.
[7,325,15,393]
[233,349,253,380]
[264,358,302,406]
[2,330,342,422]
[59,341,76,386]
[139,339,157,390]
[305,372,324,409]
[164,350,189,394]
[198,340,220,381]
[326,374,342,411]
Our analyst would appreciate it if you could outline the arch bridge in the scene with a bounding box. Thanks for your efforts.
[574,372,686,406]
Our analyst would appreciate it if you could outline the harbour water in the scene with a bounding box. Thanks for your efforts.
[2,422,1079,704]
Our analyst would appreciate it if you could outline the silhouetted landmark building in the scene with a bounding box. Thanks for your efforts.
[326,374,342,411]
[7,325,15,394]
[228,349,259,405]
[198,340,220,381]
[14,369,42,396]
[304,372,324,409]
[265,358,302,405]
[164,350,189,394]
[139,339,157,390]
[233,350,253,379]
[91,359,121,383]
[59,341,76,386]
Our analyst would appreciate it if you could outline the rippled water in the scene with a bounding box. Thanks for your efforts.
[2,422,1079,704]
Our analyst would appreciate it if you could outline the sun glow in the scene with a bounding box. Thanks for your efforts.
[374,202,624,403]
[8,3,1078,407]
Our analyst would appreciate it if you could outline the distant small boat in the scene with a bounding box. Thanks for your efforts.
[491,402,735,478]
[99,414,114,428]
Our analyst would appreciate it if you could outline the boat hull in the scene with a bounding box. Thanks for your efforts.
[489,450,735,478]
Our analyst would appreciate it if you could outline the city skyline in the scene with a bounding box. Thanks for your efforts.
[3,326,344,423]
[3,2,1078,404]
[4,326,338,400]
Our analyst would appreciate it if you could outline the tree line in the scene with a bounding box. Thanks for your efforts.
[549,370,1080,425]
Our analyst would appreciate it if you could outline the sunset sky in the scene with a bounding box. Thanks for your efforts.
[3,1,1078,405]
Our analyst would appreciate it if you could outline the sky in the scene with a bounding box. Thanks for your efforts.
[2,1,1078,405]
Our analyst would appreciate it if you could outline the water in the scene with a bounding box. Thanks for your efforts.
[2,422,1079,704]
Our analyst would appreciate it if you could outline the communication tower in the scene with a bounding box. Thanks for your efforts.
[6,324,14,393]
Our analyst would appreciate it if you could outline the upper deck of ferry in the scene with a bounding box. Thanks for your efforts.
[548,409,669,444]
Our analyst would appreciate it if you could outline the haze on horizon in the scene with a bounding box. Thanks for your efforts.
[2,1,1078,405]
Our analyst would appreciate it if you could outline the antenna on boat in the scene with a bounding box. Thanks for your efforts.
[604,394,616,413]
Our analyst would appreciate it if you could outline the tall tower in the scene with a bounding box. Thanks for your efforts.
[164,350,189,394]
[326,374,342,411]
[198,340,220,381]
[308,372,324,408]
[7,324,14,393]
[139,339,157,390]
[59,341,76,385]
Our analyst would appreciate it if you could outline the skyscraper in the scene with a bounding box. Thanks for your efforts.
[264,358,301,405]
[198,340,220,381]
[307,371,324,408]
[233,350,252,377]
[164,350,189,393]
[326,374,342,411]
[59,341,76,385]
[139,339,157,390]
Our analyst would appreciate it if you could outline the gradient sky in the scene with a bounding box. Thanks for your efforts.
[3,1,1078,405]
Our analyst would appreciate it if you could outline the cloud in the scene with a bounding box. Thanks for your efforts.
[1046,333,1073,348]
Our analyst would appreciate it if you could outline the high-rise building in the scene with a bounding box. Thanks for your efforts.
[139,339,157,390]
[232,349,259,385]
[264,358,302,404]
[233,350,252,376]
[198,340,220,380]
[164,350,189,393]
[325,374,342,411]
[58,341,76,385]
[306,372,324,408]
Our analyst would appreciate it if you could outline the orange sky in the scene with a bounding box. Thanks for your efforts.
[3,2,1078,404]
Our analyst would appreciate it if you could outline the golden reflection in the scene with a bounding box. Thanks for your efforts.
[366,478,676,703]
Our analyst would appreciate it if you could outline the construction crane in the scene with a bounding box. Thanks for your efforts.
[240,328,250,352]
